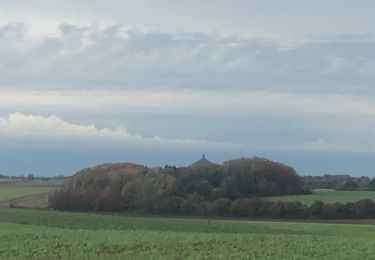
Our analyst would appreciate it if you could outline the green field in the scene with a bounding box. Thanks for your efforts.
[0,187,54,202]
[0,208,375,259]
[267,189,375,205]
[2,184,375,259]
[0,179,63,203]
[6,179,65,187]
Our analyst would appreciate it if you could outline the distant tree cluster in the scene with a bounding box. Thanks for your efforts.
[302,175,375,191]
[209,198,375,219]
[49,157,309,213]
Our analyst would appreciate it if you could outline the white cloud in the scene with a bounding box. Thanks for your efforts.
[0,112,129,139]
[0,112,244,149]
[0,112,373,153]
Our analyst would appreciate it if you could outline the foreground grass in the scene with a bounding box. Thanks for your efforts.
[1,221,375,260]
[267,189,375,205]
[1,208,375,259]
[2,183,375,259]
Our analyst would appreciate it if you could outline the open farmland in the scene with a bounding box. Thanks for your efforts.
[0,179,64,207]
[0,187,53,203]
[1,180,375,259]
[0,208,375,259]
[266,189,375,205]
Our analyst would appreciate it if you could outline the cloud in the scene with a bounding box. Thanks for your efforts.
[1,90,374,154]
[0,3,374,175]
[0,112,373,153]
[1,90,375,118]
[0,112,130,139]
[1,0,374,38]
[0,112,244,149]
[1,23,375,95]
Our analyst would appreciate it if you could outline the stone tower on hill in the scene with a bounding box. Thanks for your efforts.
[189,154,219,169]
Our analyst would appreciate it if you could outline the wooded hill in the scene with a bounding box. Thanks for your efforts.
[49,156,309,213]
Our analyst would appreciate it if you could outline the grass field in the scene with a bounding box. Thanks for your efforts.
[2,183,375,259]
[0,179,63,203]
[266,189,375,205]
[1,208,375,259]
[0,187,55,202]
[0,179,65,188]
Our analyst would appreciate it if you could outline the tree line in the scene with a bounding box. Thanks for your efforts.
[302,175,375,191]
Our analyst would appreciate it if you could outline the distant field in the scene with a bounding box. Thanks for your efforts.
[0,187,54,202]
[267,189,375,205]
[0,179,65,188]
[0,179,64,204]
[0,208,375,259]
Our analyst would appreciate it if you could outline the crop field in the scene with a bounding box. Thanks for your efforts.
[1,208,375,259]
[0,179,65,188]
[0,179,64,207]
[266,189,375,205]
[1,183,375,259]
[0,187,54,202]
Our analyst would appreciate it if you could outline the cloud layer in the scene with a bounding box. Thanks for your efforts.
[1,0,374,38]
[0,17,374,175]
[2,89,375,118]
[1,23,375,95]
[0,112,244,149]
[0,112,373,154]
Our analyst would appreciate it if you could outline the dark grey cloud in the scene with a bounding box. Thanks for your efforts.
[1,0,374,38]
[1,23,375,95]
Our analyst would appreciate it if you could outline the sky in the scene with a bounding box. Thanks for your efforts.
[0,0,375,176]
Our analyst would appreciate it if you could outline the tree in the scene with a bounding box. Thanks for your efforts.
[368,179,375,191]
[208,198,231,216]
